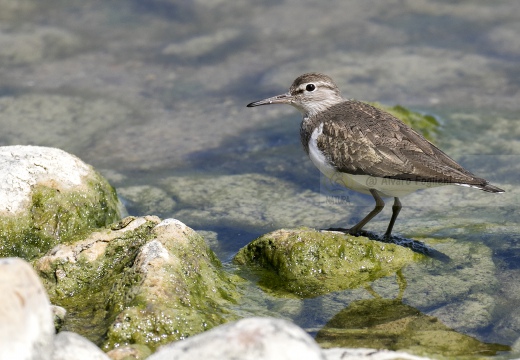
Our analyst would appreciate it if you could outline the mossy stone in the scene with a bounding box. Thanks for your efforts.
[0,180,120,261]
[0,146,121,261]
[234,228,421,297]
[316,297,510,358]
[35,217,241,352]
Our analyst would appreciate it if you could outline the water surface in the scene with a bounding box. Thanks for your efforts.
[0,0,519,358]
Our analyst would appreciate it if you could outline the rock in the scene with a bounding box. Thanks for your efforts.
[315,297,509,358]
[323,348,432,360]
[105,344,152,360]
[103,218,241,351]
[52,305,67,332]
[493,269,520,344]
[52,331,110,360]
[148,317,324,360]
[0,145,121,260]
[34,217,241,353]
[162,173,352,230]
[485,23,520,58]
[0,257,54,360]
[162,28,241,59]
[0,95,133,158]
[401,238,500,335]
[234,228,421,297]
[117,185,176,217]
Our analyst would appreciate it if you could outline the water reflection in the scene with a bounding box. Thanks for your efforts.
[316,278,510,357]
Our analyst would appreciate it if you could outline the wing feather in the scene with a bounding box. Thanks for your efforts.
[314,100,489,187]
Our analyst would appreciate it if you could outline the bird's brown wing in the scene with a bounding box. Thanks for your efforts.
[315,100,489,186]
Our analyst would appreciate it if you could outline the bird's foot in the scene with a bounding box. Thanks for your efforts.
[320,228,450,262]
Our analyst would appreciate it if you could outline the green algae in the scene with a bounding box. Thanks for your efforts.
[103,222,241,351]
[234,228,422,298]
[35,217,242,353]
[36,217,158,345]
[0,178,121,261]
[316,296,510,359]
[370,102,440,142]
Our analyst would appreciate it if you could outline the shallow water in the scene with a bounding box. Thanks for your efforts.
[1,0,519,358]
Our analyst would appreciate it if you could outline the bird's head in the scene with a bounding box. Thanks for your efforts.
[247,73,344,117]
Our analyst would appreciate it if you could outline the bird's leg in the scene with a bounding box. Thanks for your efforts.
[384,197,402,238]
[349,189,384,235]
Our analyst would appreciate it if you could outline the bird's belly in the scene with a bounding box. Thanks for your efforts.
[327,172,445,197]
[307,125,445,197]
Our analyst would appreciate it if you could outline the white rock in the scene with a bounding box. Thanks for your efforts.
[0,145,92,214]
[52,331,110,360]
[323,348,433,360]
[148,317,325,360]
[0,257,54,360]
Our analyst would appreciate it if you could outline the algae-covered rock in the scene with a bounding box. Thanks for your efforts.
[234,228,421,297]
[0,146,121,260]
[34,216,241,352]
[315,297,510,358]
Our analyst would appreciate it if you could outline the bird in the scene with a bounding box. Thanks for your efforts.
[246,72,504,238]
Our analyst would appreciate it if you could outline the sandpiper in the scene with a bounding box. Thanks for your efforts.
[247,73,504,238]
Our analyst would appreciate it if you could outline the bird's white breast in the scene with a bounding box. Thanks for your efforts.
[307,123,445,198]
[308,123,336,178]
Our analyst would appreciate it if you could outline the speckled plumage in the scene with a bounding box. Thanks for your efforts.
[247,72,504,237]
[301,99,495,187]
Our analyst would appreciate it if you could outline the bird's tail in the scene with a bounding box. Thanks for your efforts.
[479,183,505,193]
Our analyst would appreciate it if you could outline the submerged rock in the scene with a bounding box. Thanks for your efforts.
[315,297,510,358]
[234,228,421,297]
[162,173,351,230]
[117,185,177,217]
[0,145,121,260]
[34,216,241,352]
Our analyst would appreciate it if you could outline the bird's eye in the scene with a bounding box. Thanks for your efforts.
[306,84,316,92]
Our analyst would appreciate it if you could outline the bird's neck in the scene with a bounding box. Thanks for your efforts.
[293,96,344,118]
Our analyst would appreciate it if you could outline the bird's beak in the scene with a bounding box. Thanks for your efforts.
[246,92,292,107]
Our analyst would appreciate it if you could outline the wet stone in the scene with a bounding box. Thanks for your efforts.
[315,296,509,358]
[0,145,121,260]
[163,173,350,230]
[34,216,242,353]
[117,185,176,217]
[234,228,421,298]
